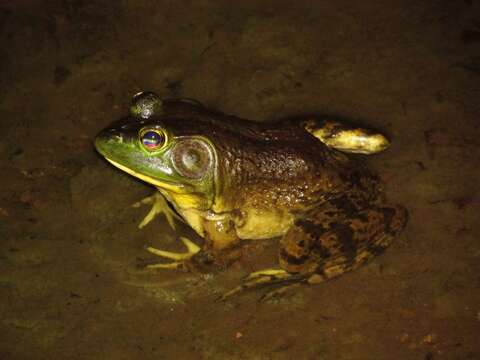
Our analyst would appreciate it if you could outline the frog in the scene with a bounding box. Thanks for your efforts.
[95,91,407,299]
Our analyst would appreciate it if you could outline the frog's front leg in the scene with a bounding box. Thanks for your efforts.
[223,202,408,299]
[146,215,242,272]
[146,236,201,270]
[133,191,182,230]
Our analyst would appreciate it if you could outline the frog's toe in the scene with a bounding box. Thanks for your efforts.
[260,283,302,301]
[133,192,181,230]
[221,268,303,300]
[247,269,289,279]
[221,276,275,300]
[146,261,185,270]
[145,237,201,270]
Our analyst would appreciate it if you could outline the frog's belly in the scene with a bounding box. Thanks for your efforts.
[177,206,294,241]
[235,208,294,240]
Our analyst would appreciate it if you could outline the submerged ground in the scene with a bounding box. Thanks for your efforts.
[1,1,479,359]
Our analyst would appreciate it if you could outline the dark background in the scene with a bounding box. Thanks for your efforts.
[1,1,479,359]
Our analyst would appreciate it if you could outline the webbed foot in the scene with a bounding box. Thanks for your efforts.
[133,192,182,230]
[221,268,305,300]
[146,237,201,270]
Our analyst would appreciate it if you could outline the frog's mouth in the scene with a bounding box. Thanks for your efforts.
[105,158,191,193]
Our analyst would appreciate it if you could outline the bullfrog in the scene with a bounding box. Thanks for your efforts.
[95,91,407,298]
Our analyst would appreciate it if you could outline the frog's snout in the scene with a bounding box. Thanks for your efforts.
[94,126,124,157]
[95,117,141,153]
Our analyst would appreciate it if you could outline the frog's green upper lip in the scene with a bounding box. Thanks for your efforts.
[104,157,191,193]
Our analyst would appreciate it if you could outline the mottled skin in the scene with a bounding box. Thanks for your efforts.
[95,92,407,296]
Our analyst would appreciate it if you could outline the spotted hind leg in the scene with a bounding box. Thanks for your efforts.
[279,203,408,285]
[222,203,407,300]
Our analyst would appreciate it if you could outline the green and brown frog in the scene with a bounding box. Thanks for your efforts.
[95,92,407,298]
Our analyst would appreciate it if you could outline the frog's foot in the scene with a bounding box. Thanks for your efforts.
[304,117,390,154]
[221,269,305,300]
[145,237,201,270]
[132,192,182,230]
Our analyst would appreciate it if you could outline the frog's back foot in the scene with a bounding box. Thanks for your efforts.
[303,117,390,154]
[280,204,408,283]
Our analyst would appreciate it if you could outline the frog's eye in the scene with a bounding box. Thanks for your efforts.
[172,138,213,179]
[140,129,166,151]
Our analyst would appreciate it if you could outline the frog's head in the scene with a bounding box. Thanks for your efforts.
[95,92,217,210]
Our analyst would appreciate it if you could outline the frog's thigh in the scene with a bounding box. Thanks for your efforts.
[279,204,408,282]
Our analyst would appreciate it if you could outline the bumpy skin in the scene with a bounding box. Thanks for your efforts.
[95,93,407,292]
[279,194,407,283]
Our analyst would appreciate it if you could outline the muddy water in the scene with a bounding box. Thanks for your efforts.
[1,1,479,359]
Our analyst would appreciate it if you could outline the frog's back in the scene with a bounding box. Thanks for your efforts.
[210,122,377,212]
[161,99,310,143]
[160,100,381,210]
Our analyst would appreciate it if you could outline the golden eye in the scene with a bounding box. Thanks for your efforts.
[140,129,166,151]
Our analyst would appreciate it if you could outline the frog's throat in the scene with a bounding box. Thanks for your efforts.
[105,158,189,193]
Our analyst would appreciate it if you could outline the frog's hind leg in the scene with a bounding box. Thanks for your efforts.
[222,203,407,300]
[303,117,390,154]
[280,203,408,286]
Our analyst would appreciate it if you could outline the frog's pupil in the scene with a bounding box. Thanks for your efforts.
[142,131,163,149]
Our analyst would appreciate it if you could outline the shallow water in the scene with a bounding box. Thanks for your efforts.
[1,1,479,359]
